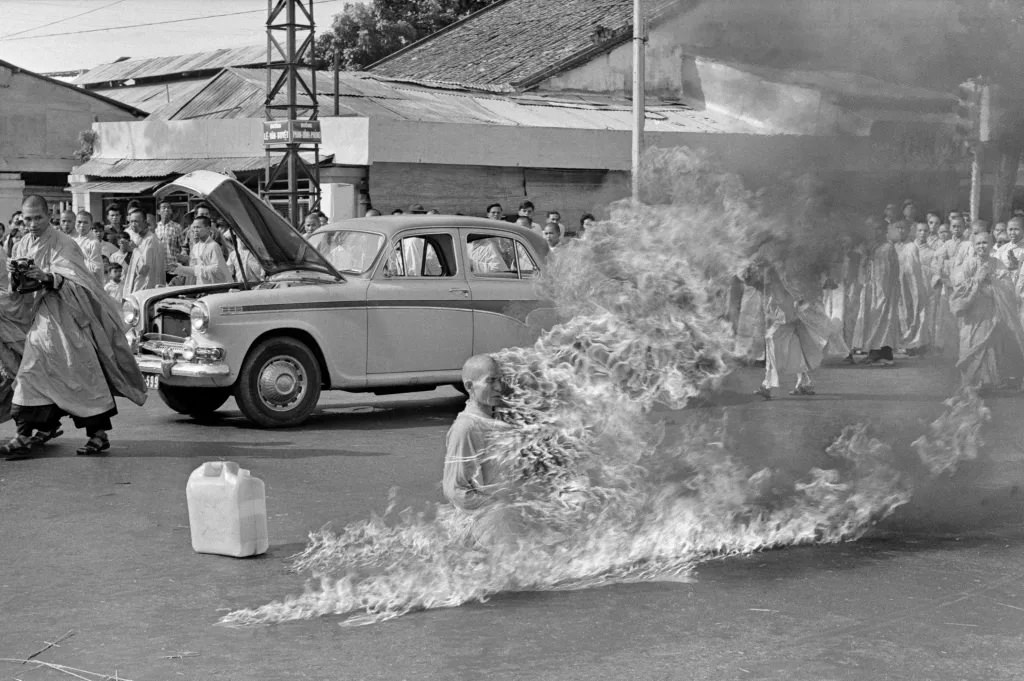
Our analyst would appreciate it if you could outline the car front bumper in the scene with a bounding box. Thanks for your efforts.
[136,354,233,388]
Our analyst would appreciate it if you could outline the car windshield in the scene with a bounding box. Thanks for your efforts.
[307,229,385,274]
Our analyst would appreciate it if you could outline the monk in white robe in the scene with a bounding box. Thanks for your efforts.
[227,240,264,283]
[895,223,933,354]
[745,264,831,398]
[73,210,104,285]
[121,207,166,295]
[950,232,1024,390]
[852,220,901,365]
[0,196,146,459]
[733,280,766,363]
[172,217,231,286]
[997,216,1024,284]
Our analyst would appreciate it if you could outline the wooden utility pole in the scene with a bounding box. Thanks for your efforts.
[631,0,645,203]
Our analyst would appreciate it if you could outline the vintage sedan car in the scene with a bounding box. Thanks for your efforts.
[124,170,554,427]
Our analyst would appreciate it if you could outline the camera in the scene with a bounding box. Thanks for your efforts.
[10,258,44,294]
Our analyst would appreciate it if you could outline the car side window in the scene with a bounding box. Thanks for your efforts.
[384,234,456,278]
[467,234,538,280]
[515,241,538,278]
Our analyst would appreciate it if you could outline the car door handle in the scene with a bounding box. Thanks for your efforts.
[448,288,470,296]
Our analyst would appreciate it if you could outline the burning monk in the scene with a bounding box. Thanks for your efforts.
[949,232,1024,391]
[0,195,147,459]
[745,262,834,399]
[443,354,514,543]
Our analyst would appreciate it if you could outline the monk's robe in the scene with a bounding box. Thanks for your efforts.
[228,244,265,283]
[733,282,765,362]
[823,248,862,352]
[896,240,932,350]
[73,233,104,285]
[761,268,832,388]
[176,238,231,286]
[0,252,31,423]
[122,231,166,295]
[996,241,1024,284]
[6,227,146,420]
[949,255,1024,388]
[852,241,900,352]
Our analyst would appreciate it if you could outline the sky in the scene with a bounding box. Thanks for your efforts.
[0,0,357,74]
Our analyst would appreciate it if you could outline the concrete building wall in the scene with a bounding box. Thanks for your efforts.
[0,62,139,220]
[367,162,628,221]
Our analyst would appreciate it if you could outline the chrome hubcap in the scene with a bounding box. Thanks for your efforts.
[257,355,307,411]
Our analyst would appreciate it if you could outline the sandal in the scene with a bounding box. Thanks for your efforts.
[76,434,110,456]
[789,386,816,396]
[753,385,772,400]
[28,428,63,447]
[1,435,34,461]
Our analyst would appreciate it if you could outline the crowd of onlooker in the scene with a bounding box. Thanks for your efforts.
[358,199,596,250]
[1,197,595,302]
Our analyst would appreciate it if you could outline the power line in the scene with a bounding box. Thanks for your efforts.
[0,0,126,39]
[0,0,348,42]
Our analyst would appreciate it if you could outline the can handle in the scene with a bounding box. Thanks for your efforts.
[201,461,240,479]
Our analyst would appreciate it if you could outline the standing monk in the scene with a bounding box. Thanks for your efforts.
[853,218,901,365]
[895,222,932,355]
[949,232,1024,390]
[747,263,832,399]
[73,210,104,285]
[121,206,166,295]
[0,196,146,459]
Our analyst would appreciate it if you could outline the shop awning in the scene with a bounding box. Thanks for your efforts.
[69,179,166,194]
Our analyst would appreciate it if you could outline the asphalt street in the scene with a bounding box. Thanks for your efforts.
[1,358,1023,681]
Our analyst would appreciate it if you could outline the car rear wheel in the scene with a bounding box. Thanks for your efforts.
[158,384,232,418]
[234,337,322,428]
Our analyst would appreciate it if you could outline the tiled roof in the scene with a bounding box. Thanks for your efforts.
[368,0,680,92]
[74,45,274,87]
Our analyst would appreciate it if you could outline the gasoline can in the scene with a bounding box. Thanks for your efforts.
[186,461,269,557]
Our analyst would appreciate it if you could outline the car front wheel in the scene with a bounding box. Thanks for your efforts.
[234,337,322,428]
[158,384,232,418]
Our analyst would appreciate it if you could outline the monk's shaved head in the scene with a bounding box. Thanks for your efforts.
[21,195,48,213]
[461,354,499,384]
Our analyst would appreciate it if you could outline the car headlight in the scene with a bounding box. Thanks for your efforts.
[190,302,210,333]
[122,298,140,326]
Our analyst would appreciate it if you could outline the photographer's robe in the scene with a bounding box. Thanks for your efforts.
[6,228,146,419]
[949,255,1024,387]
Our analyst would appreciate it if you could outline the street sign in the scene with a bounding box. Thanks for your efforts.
[263,120,322,146]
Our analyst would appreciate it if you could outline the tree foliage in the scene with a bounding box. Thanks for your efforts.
[311,0,498,71]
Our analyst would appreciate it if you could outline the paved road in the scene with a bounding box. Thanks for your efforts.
[2,359,1023,681]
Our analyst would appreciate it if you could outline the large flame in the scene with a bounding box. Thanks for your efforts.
[220,148,981,627]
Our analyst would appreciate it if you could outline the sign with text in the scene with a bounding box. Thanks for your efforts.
[263,120,322,146]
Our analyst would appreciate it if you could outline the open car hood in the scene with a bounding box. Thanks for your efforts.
[156,170,342,279]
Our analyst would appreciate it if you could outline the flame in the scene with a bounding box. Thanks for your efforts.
[219,149,983,627]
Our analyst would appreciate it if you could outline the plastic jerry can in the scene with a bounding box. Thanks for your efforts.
[186,461,269,557]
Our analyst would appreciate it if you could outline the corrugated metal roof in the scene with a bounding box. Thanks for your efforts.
[74,45,272,86]
[74,153,326,179]
[147,68,758,134]
[69,180,165,194]
[89,79,210,112]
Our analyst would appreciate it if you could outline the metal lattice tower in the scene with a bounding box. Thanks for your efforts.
[263,0,321,227]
